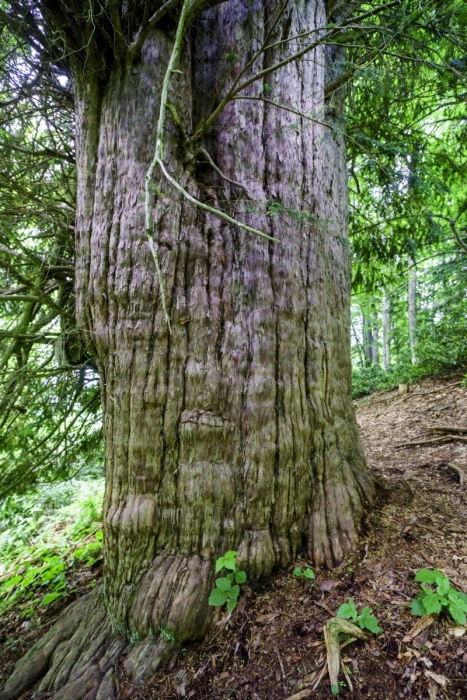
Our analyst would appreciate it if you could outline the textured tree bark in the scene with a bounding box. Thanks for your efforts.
[1,1,374,698]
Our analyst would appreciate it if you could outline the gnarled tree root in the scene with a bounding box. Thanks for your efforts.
[0,588,125,700]
[0,585,184,700]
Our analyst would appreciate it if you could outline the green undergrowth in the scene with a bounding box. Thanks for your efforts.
[0,479,105,617]
[411,568,467,625]
[352,363,466,399]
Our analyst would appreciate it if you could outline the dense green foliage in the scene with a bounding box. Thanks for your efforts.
[0,26,103,496]
[346,2,467,397]
[411,568,467,625]
[351,252,467,397]
[0,479,104,616]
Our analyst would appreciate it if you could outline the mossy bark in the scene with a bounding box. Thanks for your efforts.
[1,1,374,698]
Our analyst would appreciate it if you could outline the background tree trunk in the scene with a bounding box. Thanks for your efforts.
[408,257,418,364]
[362,311,373,366]
[351,316,365,367]
[371,299,379,367]
[382,292,390,370]
[1,1,374,696]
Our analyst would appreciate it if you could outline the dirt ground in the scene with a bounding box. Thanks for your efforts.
[1,375,466,699]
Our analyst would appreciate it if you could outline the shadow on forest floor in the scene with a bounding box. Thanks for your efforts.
[1,375,466,699]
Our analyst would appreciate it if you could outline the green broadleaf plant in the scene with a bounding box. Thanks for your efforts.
[208,551,247,613]
[411,569,467,625]
[293,566,315,581]
[337,599,382,634]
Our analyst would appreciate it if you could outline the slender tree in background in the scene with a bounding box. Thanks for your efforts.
[382,292,390,370]
[371,298,379,366]
[362,308,373,366]
[1,1,466,698]
[407,257,418,364]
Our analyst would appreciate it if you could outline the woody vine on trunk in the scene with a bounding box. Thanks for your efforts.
[0,1,377,698]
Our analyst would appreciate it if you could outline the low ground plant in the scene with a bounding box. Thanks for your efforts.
[208,551,247,612]
[336,598,382,634]
[293,566,315,581]
[0,479,104,616]
[411,568,467,624]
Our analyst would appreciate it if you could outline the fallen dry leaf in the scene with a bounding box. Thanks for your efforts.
[254,612,280,623]
[284,689,312,700]
[319,580,338,592]
[406,615,435,639]
[424,670,448,686]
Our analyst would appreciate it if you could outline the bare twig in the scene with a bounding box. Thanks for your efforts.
[395,435,467,448]
[424,425,467,434]
[417,523,444,537]
[198,146,250,195]
[313,598,335,617]
[145,0,193,331]
[284,689,313,700]
[275,647,286,680]
[450,217,467,255]
[340,657,353,692]
[156,157,278,243]
[231,96,332,131]
[389,381,463,408]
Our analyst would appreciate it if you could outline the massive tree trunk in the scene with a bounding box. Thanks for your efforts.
[1,1,374,698]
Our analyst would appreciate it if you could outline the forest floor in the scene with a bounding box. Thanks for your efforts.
[1,374,466,699]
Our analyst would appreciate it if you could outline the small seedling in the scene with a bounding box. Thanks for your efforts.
[293,566,315,581]
[208,551,247,613]
[336,599,382,634]
[411,568,467,624]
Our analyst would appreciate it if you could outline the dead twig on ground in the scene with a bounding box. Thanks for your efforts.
[424,425,467,434]
[275,646,286,680]
[384,381,463,410]
[417,523,445,537]
[324,618,368,693]
[395,435,467,448]
[284,689,313,700]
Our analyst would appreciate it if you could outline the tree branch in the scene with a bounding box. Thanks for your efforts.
[198,146,251,194]
[130,0,182,58]
[450,216,467,255]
